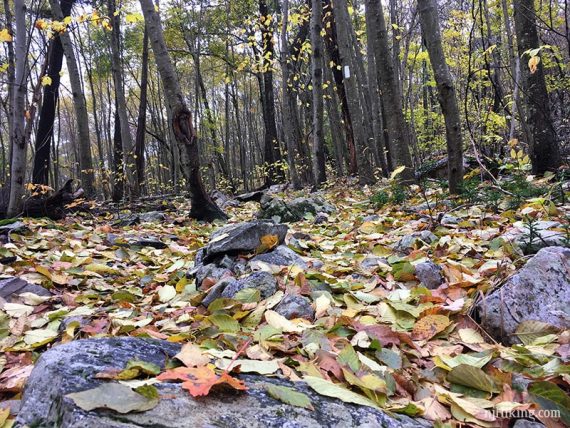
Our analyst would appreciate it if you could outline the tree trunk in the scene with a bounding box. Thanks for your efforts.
[111,105,124,203]
[331,0,375,185]
[139,0,226,221]
[33,0,74,186]
[134,27,149,196]
[109,0,137,199]
[417,0,464,193]
[311,0,326,186]
[513,0,561,174]
[50,0,96,198]
[7,0,28,217]
[279,0,302,189]
[366,0,413,181]
[259,0,284,186]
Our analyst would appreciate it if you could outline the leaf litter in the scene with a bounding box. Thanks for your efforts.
[0,181,568,427]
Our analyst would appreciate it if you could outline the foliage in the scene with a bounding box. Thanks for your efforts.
[0,181,568,426]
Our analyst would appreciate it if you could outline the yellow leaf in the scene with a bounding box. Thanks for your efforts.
[412,314,451,341]
[390,165,406,180]
[0,28,12,42]
[125,13,143,23]
[257,234,279,253]
[41,75,52,86]
[528,55,540,74]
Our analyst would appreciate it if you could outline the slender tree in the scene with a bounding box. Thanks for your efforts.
[7,0,28,217]
[33,0,74,187]
[139,0,226,221]
[109,0,137,199]
[417,0,464,193]
[311,0,326,186]
[134,27,149,195]
[332,0,375,185]
[50,0,96,197]
[513,0,561,174]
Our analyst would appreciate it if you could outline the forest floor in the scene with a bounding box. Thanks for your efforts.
[0,176,569,426]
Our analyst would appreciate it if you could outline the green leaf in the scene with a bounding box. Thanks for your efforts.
[304,376,379,409]
[338,344,360,372]
[233,288,261,303]
[66,383,159,413]
[528,381,570,425]
[208,313,240,333]
[447,364,499,393]
[515,320,559,345]
[265,384,314,410]
[215,358,279,375]
[125,359,161,376]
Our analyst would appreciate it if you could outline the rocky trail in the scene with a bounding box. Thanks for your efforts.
[0,181,569,427]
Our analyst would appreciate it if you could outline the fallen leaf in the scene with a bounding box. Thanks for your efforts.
[66,383,159,413]
[265,384,314,410]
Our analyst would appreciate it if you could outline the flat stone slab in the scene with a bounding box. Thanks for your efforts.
[16,338,427,428]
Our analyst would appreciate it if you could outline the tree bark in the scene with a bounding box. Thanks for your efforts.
[366,0,413,181]
[279,0,302,189]
[311,0,326,186]
[513,0,561,174]
[7,0,28,217]
[33,0,74,187]
[331,0,375,185]
[111,104,124,203]
[139,0,226,221]
[259,0,284,186]
[417,0,464,193]
[134,27,149,195]
[50,0,96,198]
[109,0,137,199]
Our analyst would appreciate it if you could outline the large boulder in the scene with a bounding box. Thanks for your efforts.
[204,221,288,263]
[259,196,335,223]
[476,247,570,344]
[16,338,426,428]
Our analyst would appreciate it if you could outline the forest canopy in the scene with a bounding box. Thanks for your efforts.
[0,0,567,217]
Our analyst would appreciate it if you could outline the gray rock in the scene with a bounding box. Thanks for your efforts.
[235,190,265,203]
[259,196,335,223]
[17,338,426,428]
[440,214,459,225]
[250,245,307,269]
[360,255,387,272]
[139,211,167,223]
[195,264,233,289]
[0,220,26,234]
[501,221,566,254]
[204,221,288,262]
[202,277,240,307]
[314,212,329,225]
[394,231,438,252]
[221,271,277,300]
[274,295,315,320]
[362,214,380,222]
[113,215,140,227]
[132,236,167,249]
[414,261,444,289]
[512,420,546,428]
[0,277,51,302]
[210,190,240,209]
[476,247,570,344]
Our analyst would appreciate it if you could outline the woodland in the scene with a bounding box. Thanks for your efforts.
[0,0,568,426]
